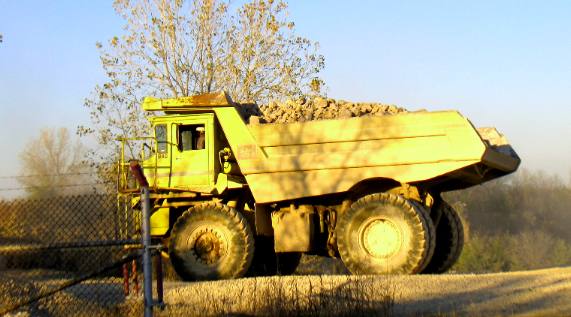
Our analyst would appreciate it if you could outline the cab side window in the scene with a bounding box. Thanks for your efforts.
[155,124,167,153]
[179,124,206,151]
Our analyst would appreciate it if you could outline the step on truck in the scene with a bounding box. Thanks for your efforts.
[117,91,520,280]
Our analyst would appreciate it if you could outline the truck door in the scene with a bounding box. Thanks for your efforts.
[153,123,171,188]
[170,119,212,189]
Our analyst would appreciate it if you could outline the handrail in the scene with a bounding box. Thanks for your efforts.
[116,136,181,192]
[117,136,156,193]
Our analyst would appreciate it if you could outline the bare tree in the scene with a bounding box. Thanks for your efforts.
[80,0,324,162]
[19,128,92,198]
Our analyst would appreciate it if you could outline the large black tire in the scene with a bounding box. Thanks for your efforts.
[408,200,436,272]
[422,200,464,274]
[336,193,434,275]
[248,236,302,276]
[168,202,254,281]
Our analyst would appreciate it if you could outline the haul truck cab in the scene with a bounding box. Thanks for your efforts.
[117,91,520,281]
[117,93,247,237]
[150,115,215,190]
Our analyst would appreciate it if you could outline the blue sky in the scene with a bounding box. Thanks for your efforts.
[1,1,570,195]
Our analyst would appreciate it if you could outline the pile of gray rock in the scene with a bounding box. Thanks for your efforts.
[238,96,407,124]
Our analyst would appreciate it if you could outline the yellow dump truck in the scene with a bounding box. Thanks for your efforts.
[118,92,520,280]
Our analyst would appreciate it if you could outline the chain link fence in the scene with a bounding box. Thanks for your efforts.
[0,194,148,316]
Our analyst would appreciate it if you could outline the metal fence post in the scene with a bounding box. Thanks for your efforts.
[155,252,164,307]
[141,186,153,317]
[130,161,153,317]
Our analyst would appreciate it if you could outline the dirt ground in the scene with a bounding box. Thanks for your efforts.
[160,266,571,316]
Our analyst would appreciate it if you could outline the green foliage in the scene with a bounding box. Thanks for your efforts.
[446,169,571,238]
[454,231,571,273]
[446,169,571,272]
[454,234,509,273]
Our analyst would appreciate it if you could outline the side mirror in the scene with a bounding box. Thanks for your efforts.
[139,143,153,161]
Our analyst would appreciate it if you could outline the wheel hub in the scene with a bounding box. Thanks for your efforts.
[360,218,403,258]
[190,228,228,265]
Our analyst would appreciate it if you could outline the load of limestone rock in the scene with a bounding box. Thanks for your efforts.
[238,96,407,124]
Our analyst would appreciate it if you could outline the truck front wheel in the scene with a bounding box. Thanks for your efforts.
[168,202,254,281]
[337,193,434,275]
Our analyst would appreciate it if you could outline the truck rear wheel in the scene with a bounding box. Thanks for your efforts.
[422,200,464,273]
[337,193,434,275]
[168,202,254,281]
[408,200,436,272]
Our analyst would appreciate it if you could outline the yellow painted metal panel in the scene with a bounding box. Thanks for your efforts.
[150,207,170,235]
[212,107,268,163]
[237,111,486,175]
[143,92,233,111]
[140,113,216,192]
[247,111,463,146]
[246,161,479,203]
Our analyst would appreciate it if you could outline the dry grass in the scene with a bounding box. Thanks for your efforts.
[5,267,571,316]
[0,270,130,317]
[120,275,398,316]
[134,267,571,317]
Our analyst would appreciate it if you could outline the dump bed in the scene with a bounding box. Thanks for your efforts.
[228,110,519,203]
[138,93,520,203]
